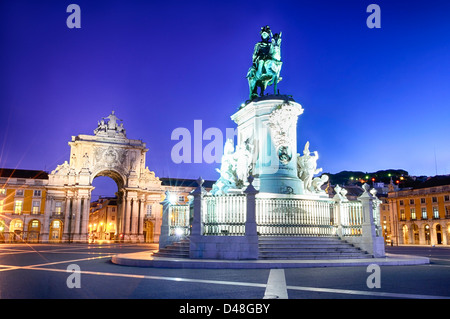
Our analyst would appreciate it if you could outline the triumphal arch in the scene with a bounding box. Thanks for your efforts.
[44,111,163,243]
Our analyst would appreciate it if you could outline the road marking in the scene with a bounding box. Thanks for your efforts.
[1,245,449,299]
[264,269,288,299]
[0,255,114,272]
[286,285,450,299]
[20,266,270,289]
[6,263,448,299]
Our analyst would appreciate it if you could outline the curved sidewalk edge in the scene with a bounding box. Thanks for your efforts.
[111,251,430,269]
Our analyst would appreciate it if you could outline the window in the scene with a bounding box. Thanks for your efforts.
[16,189,24,196]
[146,204,153,217]
[52,220,60,228]
[409,199,415,205]
[400,209,405,220]
[0,188,6,195]
[420,198,426,204]
[433,207,439,219]
[14,200,23,214]
[33,190,41,197]
[399,200,404,206]
[421,207,427,219]
[432,197,437,203]
[32,201,40,214]
[0,200,3,213]
[445,195,449,202]
[445,206,450,218]
[55,202,62,214]
[410,208,416,220]
[31,220,39,228]
[178,196,185,202]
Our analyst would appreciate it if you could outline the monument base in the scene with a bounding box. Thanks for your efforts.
[254,175,304,195]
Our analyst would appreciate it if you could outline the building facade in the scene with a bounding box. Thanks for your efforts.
[89,197,118,241]
[386,178,450,246]
[0,169,49,242]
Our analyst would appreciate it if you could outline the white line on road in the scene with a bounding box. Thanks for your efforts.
[286,285,450,299]
[264,269,288,299]
[6,263,449,299]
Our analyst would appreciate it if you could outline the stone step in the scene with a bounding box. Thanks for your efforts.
[152,239,190,258]
[258,236,369,259]
[259,243,352,249]
[258,236,343,242]
[258,253,369,260]
[152,237,369,260]
[259,247,361,253]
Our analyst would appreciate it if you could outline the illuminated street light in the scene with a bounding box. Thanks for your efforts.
[174,228,184,237]
[169,193,177,205]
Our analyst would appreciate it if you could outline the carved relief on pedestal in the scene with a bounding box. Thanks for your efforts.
[267,102,302,165]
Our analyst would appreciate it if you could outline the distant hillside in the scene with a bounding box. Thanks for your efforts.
[322,169,411,186]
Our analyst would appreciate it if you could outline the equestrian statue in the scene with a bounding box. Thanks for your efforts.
[247,26,283,100]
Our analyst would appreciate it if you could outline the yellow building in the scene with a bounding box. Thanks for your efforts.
[89,197,118,241]
[386,176,450,246]
[0,169,48,242]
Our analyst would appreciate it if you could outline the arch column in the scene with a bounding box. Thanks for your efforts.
[137,197,146,242]
[400,225,408,244]
[123,194,132,242]
[80,195,91,242]
[443,223,449,245]
[72,196,82,241]
[63,195,72,242]
[130,199,137,241]
[42,195,52,242]
[430,224,436,246]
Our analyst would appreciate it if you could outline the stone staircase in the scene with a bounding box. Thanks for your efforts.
[258,236,370,259]
[152,237,370,260]
[152,239,190,258]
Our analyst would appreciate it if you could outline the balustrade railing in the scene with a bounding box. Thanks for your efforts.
[169,205,190,236]
[194,193,369,238]
[340,201,363,236]
[202,194,246,235]
[256,197,337,236]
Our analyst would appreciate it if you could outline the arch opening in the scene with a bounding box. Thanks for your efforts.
[90,172,123,242]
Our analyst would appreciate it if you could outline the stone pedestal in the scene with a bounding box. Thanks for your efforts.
[231,96,304,194]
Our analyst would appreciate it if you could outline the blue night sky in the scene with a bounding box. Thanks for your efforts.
[1,0,450,196]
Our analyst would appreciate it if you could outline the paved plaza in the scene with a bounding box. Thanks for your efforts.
[0,243,449,302]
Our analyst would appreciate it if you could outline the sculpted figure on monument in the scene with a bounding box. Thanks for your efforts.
[51,161,70,175]
[247,26,283,100]
[297,142,323,192]
[234,138,255,186]
[94,111,127,138]
[103,110,121,130]
[211,139,238,194]
[311,174,329,193]
[94,120,107,135]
